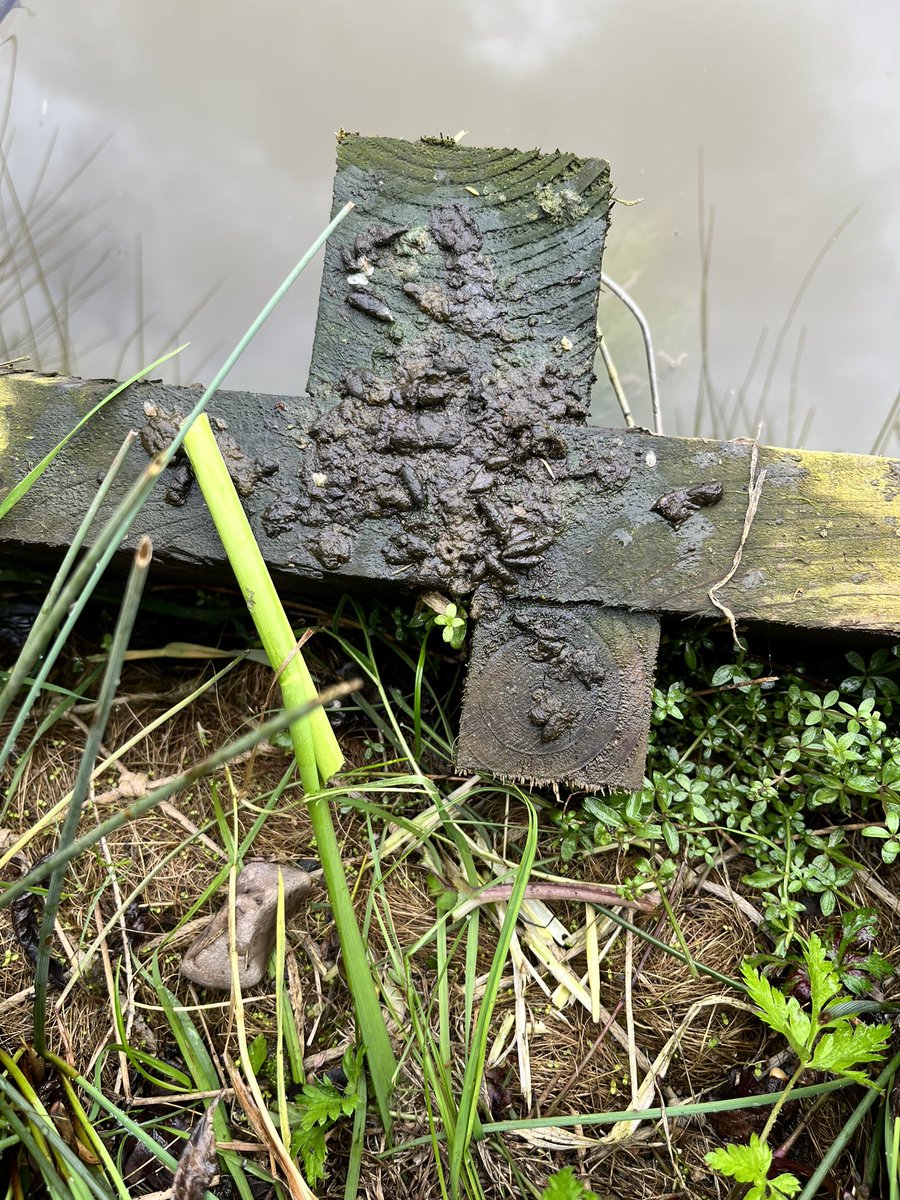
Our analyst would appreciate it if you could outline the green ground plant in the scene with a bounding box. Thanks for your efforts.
[282,1048,364,1186]
[553,635,900,952]
[2,579,898,1197]
[707,933,891,1198]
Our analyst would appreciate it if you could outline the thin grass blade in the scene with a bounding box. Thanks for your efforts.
[58,1075,130,1200]
[33,536,153,1055]
[0,656,244,870]
[0,432,136,778]
[153,963,254,1200]
[0,1072,107,1200]
[796,1050,900,1200]
[450,795,538,1197]
[0,348,182,521]
[0,681,359,913]
[343,1065,367,1200]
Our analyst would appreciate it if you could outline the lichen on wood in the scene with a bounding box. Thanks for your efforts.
[1,135,898,788]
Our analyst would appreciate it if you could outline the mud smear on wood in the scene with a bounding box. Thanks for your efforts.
[263,138,621,600]
[140,402,278,507]
[651,480,723,528]
[458,596,659,789]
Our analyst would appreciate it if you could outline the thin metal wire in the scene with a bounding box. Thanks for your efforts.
[601,271,663,434]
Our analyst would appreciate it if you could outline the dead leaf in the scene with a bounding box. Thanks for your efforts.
[172,1096,221,1200]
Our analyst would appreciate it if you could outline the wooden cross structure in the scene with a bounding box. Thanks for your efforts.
[2,136,898,789]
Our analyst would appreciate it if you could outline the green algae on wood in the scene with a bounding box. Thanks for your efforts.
[1,135,898,789]
[1,371,896,636]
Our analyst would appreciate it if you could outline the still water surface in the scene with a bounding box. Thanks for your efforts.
[7,0,900,452]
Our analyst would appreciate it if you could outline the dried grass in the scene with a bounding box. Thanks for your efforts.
[0,628,886,1199]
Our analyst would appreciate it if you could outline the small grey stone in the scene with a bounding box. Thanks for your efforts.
[179,862,312,990]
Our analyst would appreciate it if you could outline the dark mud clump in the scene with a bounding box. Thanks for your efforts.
[265,197,630,593]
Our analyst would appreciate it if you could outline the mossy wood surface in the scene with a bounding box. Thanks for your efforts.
[1,373,897,635]
[458,602,661,789]
[1,135,898,786]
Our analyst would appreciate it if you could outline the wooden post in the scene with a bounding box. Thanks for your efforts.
[1,137,898,787]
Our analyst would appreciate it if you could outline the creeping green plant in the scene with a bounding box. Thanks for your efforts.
[573,640,900,949]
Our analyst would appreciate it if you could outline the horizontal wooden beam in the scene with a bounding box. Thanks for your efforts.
[1,372,897,635]
[538,428,900,634]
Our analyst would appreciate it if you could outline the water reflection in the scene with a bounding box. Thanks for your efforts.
[461,0,601,73]
[5,0,898,452]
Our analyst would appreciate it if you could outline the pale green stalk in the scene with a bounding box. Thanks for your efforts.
[182,413,340,782]
[183,414,398,1134]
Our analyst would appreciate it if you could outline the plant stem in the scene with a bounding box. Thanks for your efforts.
[757,1064,804,1145]
[385,1076,854,1151]
[450,795,537,1198]
[601,271,662,433]
[183,413,397,1135]
[183,413,341,783]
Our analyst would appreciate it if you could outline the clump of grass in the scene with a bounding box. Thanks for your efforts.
[2,595,896,1198]
[0,199,403,1188]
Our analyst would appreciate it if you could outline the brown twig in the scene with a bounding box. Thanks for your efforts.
[470,881,659,913]
[688,675,779,698]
